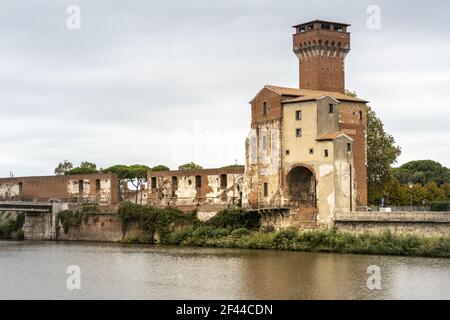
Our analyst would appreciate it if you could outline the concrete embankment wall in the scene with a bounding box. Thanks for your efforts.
[334,211,450,238]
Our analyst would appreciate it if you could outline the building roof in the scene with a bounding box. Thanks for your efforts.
[292,20,351,28]
[316,131,355,142]
[264,85,368,103]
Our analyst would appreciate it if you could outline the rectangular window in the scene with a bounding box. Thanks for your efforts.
[309,148,314,155]
[321,23,331,30]
[78,180,84,193]
[172,176,178,189]
[295,110,302,120]
[359,111,363,121]
[195,175,202,188]
[95,179,101,191]
[347,143,352,152]
[285,149,290,156]
[18,182,23,194]
[220,174,227,189]
[263,183,268,197]
[329,104,334,113]
[262,135,267,150]
[296,128,302,137]
[262,101,268,116]
[151,177,157,189]
[324,149,329,157]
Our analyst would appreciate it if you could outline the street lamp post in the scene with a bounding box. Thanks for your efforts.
[408,181,413,211]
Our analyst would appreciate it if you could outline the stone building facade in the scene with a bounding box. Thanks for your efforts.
[148,167,244,217]
[243,20,368,227]
[0,173,120,206]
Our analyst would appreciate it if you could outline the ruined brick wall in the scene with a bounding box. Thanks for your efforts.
[0,173,119,205]
[338,101,368,207]
[148,167,244,212]
[250,88,283,126]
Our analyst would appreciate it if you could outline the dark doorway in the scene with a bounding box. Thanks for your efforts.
[286,166,316,207]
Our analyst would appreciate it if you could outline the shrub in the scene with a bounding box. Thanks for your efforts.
[231,228,251,237]
[207,209,261,230]
[430,201,450,211]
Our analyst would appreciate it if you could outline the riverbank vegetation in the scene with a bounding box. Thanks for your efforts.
[118,203,450,258]
[58,204,100,234]
[0,212,25,240]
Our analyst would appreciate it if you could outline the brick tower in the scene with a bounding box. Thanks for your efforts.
[293,20,350,93]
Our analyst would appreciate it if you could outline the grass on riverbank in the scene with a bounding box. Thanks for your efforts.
[117,202,450,258]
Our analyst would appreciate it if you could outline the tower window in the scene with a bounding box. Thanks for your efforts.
[220,174,227,189]
[358,111,363,121]
[262,101,268,116]
[321,23,331,30]
[329,104,334,113]
[307,24,314,30]
[295,110,302,120]
[347,143,352,152]
[195,175,202,188]
[151,177,157,189]
[296,128,302,137]
[309,148,314,155]
[324,149,329,157]
[286,150,290,156]
[263,183,268,197]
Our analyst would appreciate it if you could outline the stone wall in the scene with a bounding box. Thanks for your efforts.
[334,211,450,238]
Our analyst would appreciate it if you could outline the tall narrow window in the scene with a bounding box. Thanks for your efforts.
[220,174,227,189]
[18,182,23,194]
[172,176,178,189]
[347,143,352,152]
[151,177,157,189]
[295,110,302,120]
[263,183,268,197]
[324,149,329,157]
[309,148,314,155]
[195,175,202,188]
[296,128,302,137]
[95,179,101,191]
[329,104,334,113]
[262,101,268,116]
[358,111,363,122]
[78,180,84,193]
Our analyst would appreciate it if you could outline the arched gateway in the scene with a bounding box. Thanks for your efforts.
[286,166,317,208]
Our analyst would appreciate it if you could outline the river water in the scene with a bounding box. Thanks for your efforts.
[0,241,449,300]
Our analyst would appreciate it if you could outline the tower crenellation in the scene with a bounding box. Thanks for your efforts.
[293,20,351,93]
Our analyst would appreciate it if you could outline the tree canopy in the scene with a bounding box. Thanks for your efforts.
[152,165,170,172]
[392,160,450,186]
[366,107,402,204]
[54,160,73,176]
[178,162,203,170]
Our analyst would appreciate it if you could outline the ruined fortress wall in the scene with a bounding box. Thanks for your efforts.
[148,167,245,213]
[0,173,119,205]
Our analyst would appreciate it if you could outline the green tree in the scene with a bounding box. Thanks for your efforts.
[54,160,73,176]
[178,162,203,170]
[392,160,450,186]
[65,167,98,175]
[80,161,97,170]
[104,164,150,203]
[367,107,402,204]
[152,165,170,171]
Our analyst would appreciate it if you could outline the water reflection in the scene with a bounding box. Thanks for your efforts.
[0,241,448,300]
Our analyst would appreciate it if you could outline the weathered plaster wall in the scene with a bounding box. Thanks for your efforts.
[148,168,244,213]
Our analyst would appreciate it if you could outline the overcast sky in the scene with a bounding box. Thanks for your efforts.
[1,0,449,177]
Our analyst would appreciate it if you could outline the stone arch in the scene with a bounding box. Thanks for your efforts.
[286,166,317,207]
